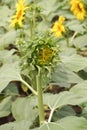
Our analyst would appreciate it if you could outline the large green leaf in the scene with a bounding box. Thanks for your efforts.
[58,116,87,130]
[43,91,87,110]
[72,34,87,48]
[4,82,19,96]
[0,63,21,93]
[0,30,16,48]
[51,63,83,87]
[52,106,75,121]
[70,81,87,97]
[38,0,58,15]
[0,96,12,117]
[67,20,85,32]
[0,5,12,27]
[12,96,38,122]
[0,120,31,130]
[0,50,18,64]
[61,54,87,72]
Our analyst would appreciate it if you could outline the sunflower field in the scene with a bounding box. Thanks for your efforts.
[0,0,87,130]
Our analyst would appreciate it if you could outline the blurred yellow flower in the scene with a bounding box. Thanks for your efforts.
[10,0,28,27]
[70,0,86,20]
[52,16,65,37]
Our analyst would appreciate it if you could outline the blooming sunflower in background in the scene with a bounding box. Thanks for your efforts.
[10,0,28,27]
[51,16,65,38]
[70,0,86,20]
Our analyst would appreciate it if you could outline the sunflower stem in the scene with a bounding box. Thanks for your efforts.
[36,67,45,125]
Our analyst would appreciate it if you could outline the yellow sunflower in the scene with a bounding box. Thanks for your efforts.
[70,0,86,20]
[51,16,65,38]
[10,0,28,27]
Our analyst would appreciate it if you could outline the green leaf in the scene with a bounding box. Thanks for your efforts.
[61,54,87,72]
[0,63,21,93]
[58,116,87,130]
[0,50,18,64]
[51,63,83,87]
[43,91,87,110]
[67,20,85,32]
[0,96,12,117]
[12,96,38,122]
[4,82,19,96]
[0,120,31,130]
[38,0,58,15]
[38,122,65,130]
[0,5,12,27]
[52,106,75,121]
[70,81,87,97]
[72,34,87,48]
[0,30,16,48]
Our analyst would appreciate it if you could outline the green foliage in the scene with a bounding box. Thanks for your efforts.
[0,96,12,117]
[0,0,87,129]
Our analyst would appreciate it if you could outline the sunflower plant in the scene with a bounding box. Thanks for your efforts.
[10,0,62,125]
[1,0,87,130]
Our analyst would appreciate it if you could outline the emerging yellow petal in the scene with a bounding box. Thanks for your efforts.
[10,0,28,27]
[70,0,86,20]
[52,16,65,38]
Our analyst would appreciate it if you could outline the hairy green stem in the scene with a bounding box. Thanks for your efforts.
[36,69,45,125]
